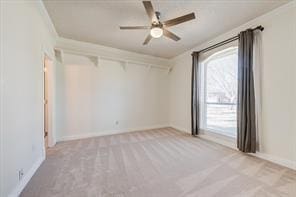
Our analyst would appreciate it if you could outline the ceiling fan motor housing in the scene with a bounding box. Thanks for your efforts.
[119,1,196,45]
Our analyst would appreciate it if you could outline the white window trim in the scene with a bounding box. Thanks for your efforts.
[199,46,238,139]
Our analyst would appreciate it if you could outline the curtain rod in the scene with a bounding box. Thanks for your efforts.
[192,25,264,55]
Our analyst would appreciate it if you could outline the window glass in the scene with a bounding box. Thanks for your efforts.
[201,47,238,138]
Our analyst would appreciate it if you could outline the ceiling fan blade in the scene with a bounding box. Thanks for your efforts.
[163,29,180,41]
[142,1,158,23]
[163,13,195,27]
[120,26,150,30]
[143,34,152,45]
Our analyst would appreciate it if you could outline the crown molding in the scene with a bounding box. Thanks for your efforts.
[36,0,58,39]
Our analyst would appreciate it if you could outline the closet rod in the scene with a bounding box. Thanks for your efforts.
[54,48,169,70]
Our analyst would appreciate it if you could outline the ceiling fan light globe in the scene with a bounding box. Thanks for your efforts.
[150,27,163,38]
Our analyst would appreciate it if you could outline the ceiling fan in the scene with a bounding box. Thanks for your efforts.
[119,1,196,45]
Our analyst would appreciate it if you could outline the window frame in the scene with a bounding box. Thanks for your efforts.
[200,46,238,139]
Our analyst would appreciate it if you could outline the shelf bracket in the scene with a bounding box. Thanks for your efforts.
[54,49,64,63]
[89,56,100,67]
[121,61,128,71]
[147,65,152,72]
[167,67,173,74]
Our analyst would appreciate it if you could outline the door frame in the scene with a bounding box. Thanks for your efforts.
[42,52,55,157]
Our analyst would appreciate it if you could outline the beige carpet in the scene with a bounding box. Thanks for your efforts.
[21,128,296,197]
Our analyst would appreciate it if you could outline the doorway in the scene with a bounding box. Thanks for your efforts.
[43,55,54,151]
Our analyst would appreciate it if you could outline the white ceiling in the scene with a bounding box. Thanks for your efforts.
[44,0,289,58]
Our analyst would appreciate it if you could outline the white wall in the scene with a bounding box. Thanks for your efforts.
[168,55,192,133]
[169,2,296,167]
[0,1,3,195]
[0,1,56,196]
[55,53,169,141]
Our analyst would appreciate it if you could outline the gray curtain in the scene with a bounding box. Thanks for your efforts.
[191,52,200,136]
[237,29,257,153]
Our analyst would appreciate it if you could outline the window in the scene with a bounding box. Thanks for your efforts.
[200,47,238,138]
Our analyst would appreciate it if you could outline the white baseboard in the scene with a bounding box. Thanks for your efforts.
[58,124,170,142]
[170,125,296,171]
[169,124,190,134]
[250,152,296,171]
[8,155,45,197]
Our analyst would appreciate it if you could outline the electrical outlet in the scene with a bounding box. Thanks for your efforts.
[19,169,24,181]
